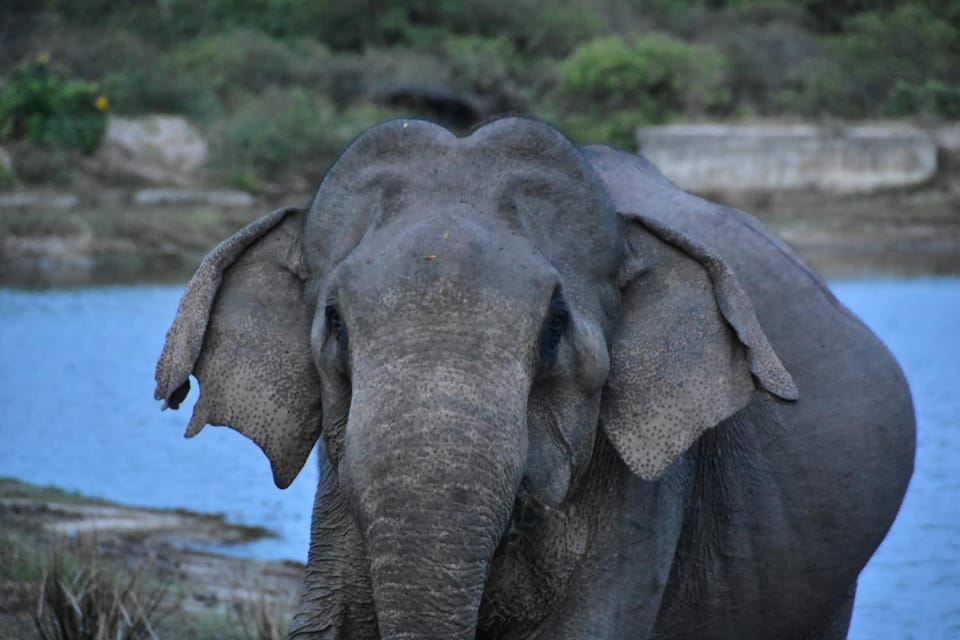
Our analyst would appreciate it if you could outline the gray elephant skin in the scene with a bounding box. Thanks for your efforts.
[155,118,915,639]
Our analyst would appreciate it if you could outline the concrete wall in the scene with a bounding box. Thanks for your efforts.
[636,123,939,193]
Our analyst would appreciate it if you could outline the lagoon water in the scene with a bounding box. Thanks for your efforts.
[1,278,958,638]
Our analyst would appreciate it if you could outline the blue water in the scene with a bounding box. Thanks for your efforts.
[0,278,957,637]
[832,279,960,640]
[0,286,318,562]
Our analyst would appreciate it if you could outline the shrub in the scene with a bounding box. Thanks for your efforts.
[553,110,657,149]
[833,5,957,104]
[0,54,108,153]
[787,4,958,117]
[558,33,731,116]
[310,0,601,55]
[798,0,960,33]
[165,30,331,95]
[210,88,400,189]
[102,30,331,122]
[884,79,960,119]
[49,0,601,57]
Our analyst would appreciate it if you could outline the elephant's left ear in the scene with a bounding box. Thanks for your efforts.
[155,207,321,489]
[600,213,798,481]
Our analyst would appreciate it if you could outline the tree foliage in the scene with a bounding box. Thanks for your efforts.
[0,55,108,153]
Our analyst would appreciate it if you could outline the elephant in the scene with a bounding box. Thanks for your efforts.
[155,117,915,639]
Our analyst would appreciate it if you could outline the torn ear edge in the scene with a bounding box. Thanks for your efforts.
[154,207,307,408]
[154,206,318,489]
[624,212,799,402]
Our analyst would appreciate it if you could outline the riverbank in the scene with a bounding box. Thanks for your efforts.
[3,115,958,287]
[2,176,958,287]
[0,478,301,638]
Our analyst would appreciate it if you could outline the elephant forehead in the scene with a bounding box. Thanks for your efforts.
[304,118,625,285]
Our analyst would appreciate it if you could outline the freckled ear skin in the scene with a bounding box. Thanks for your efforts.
[154,207,322,489]
[601,212,798,481]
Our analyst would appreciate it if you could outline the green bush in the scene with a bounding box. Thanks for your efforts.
[834,5,956,102]
[553,110,657,149]
[885,80,960,119]
[787,4,958,116]
[210,88,400,189]
[559,33,730,116]
[102,30,331,122]
[798,0,960,33]
[0,54,108,153]
[50,0,601,56]
[166,30,331,94]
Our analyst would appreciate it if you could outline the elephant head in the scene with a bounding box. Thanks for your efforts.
[155,118,796,639]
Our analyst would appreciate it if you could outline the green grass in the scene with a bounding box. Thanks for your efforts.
[0,529,47,582]
[0,477,109,505]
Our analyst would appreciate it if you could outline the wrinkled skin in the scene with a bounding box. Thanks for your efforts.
[155,118,915,639]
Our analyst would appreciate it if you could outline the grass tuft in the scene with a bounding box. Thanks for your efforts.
[32,540,171,640]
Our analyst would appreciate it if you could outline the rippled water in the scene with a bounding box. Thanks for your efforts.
[1,278,957,637]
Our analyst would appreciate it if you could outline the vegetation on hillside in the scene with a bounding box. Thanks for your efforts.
[0,0,957,189]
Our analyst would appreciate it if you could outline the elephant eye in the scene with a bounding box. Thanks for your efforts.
[538,288,569,369]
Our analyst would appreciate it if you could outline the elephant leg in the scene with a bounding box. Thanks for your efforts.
[801,583,856,640]
[289,454,378,639]
[531,454,691,640]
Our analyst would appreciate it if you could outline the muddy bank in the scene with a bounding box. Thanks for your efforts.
[0,478,302,636]
[2,183,957,287]
[724,181,960,277]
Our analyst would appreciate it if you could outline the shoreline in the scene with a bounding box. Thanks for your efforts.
[0,477,302,635]
[2,178,958,288]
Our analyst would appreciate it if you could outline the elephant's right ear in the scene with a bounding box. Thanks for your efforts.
[155,207,321,489]
[600,213,798,481]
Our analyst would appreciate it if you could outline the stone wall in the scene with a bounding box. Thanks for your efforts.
[636,123,942,194]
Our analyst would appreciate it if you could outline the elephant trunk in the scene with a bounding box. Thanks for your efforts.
[343,359,528,640]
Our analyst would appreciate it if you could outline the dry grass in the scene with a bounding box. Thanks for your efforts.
[231,593,289,640]
[32,541,171,640]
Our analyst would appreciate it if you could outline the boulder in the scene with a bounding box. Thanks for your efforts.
[88,115,208,186]
[0,192,78,209]
[132,189,254,207]
[636,123,938,194]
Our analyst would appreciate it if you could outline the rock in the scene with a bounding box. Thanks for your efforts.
[636,123,939,194]
[89,115,208,186]
[0,192,78,209]
[133,188,255,207]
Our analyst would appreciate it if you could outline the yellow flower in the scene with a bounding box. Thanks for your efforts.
[94,95,109,111]
[36,52,50,65]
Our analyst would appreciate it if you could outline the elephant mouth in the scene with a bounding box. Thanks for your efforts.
[503,486,548,543]
[476,487,574,638]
